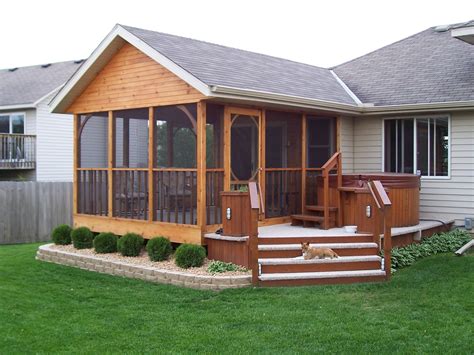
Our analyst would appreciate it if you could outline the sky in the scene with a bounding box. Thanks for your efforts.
[0,0,473,69]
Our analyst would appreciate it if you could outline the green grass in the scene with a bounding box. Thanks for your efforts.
[1,243,473,354]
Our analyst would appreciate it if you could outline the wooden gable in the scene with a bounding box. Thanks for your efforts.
[68,42,205,113]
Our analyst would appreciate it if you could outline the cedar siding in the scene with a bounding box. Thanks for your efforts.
[67,42,204,113]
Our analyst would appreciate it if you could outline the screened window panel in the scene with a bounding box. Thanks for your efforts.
[114,109,149,168]
[206,104,224,169]
[79,112,109,168]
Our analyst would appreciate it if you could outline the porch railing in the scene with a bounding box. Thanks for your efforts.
[367,180,392,280]
[321,151,342,229]
[0,134,36,169]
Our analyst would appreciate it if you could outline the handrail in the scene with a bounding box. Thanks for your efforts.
[367,180,392,280]
[248,181,260,286]
[321,152,342,228]
[0,133,36,138]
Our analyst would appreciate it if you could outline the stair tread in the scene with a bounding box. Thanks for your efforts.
[259,255,381,265]
[259,269,386,281]
[290,214,325,221]
[258,242,378,251]
[305,205,338,212]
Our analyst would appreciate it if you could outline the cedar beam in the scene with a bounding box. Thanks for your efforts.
[73,114,79,214]
[108,111,114,217]
[301,113,307,213]
[148,107,154,222]
[197,101,207,232]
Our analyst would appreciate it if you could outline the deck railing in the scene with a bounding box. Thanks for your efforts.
[367,180,392,280]
[321,152,342,229]
[0,134,36,169]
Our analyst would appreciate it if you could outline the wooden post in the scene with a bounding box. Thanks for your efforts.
[148,107,154,222]
[301,114,307,213]
[336,153,343,227]
[108,111,114,218]
[323,169,329,229]
[384,205,392,280]
[248,182,259,286]
[223,105,231,190]
[73,114,79,215]
[259,109,266,219]
[197,101,207,231]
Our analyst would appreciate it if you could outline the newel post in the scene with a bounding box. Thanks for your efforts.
[248,182,260,286]
[384,205,392,280]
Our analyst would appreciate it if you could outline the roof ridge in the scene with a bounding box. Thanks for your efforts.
[0,59,83,72]
[119,24,329,71]
[331,27,432,70]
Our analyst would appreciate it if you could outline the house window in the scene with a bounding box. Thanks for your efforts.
[0,113,25,134]
[384,117,449,177]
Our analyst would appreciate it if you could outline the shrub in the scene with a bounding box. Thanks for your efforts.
[117,233,144,257]
[175,244,206,269]
[51,224,72,245]
[390,229,472,271]
[146,237,172,262]
[93,232,118,254]
[207,260,246,274]
[71,227,94,249]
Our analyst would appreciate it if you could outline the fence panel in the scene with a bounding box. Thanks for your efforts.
[0,181,72,244]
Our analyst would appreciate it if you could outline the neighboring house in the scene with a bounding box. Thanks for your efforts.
[0,61,83,181]
[46,21,474,286]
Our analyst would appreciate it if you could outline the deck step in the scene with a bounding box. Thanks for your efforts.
[305,205,337,212]
[290,214,325,222]
[259,269,386,286]
[258,234,373,245]
[259,255,381,273]
[258,242,379,258]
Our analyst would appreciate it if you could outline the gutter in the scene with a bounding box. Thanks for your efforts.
[361,100,474,115]
[209,85,362,115]
[0,103,36,111]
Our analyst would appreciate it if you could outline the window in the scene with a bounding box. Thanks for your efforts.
[0,113,25,134]
[384,117,449,177]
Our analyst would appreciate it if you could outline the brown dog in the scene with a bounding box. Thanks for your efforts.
[301,242,339,260]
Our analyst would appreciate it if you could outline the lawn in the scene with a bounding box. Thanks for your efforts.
[0,243,473,353]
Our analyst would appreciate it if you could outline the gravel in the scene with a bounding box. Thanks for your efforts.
[51,244,250,276]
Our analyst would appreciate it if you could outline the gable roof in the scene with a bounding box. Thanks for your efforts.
[0,60,83,109]
[121,25,357,106]
[333,24,474,106]
[50,24,359,114]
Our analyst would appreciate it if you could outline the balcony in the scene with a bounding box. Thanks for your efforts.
[0,134,36,169]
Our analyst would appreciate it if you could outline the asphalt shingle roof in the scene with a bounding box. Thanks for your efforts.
[0,61,83,107]
[333,25,474,106]
[122,25,357,105]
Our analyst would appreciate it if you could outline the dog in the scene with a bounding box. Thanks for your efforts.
[301,242,339,260]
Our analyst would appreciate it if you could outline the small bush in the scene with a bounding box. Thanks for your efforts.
[51,224,72,245]
[175,244,206,269]
[71,227,94,249]
[147,237,172,262]
[117,233,144,257]
[391,229,472,270]
[207,260,246,274]
[93,233,118,254]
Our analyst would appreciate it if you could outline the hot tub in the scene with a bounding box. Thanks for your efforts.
[317,173,420,228]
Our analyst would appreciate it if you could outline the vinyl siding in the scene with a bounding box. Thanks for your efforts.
[353,116,383,172]
[352,112,474,227]
[36,92,73,181]
[339,116,354,173]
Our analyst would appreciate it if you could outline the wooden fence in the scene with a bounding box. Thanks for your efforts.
[0,182,72,244]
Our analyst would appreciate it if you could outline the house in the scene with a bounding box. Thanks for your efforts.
[0,61,82,181]
[49,21,473,285]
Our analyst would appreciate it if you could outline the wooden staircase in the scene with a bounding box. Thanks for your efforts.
[257,233,386,286]
[291,152,343,229]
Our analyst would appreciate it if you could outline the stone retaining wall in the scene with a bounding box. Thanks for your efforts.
[36,244,251,290]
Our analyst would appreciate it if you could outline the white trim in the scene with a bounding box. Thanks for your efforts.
[50,25,211,113]
[0,104,35,111]
[329,70,363,105]
[33,85,64,107]
[381,115,451,179]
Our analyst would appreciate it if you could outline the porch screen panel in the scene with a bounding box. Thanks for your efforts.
[265,111,302,218]
[153,104,197,225]
[206,104,224,225]
[77,112,109,216]
[112,108,149,220]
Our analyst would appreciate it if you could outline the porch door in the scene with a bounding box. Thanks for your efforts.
[224,107,262,190]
